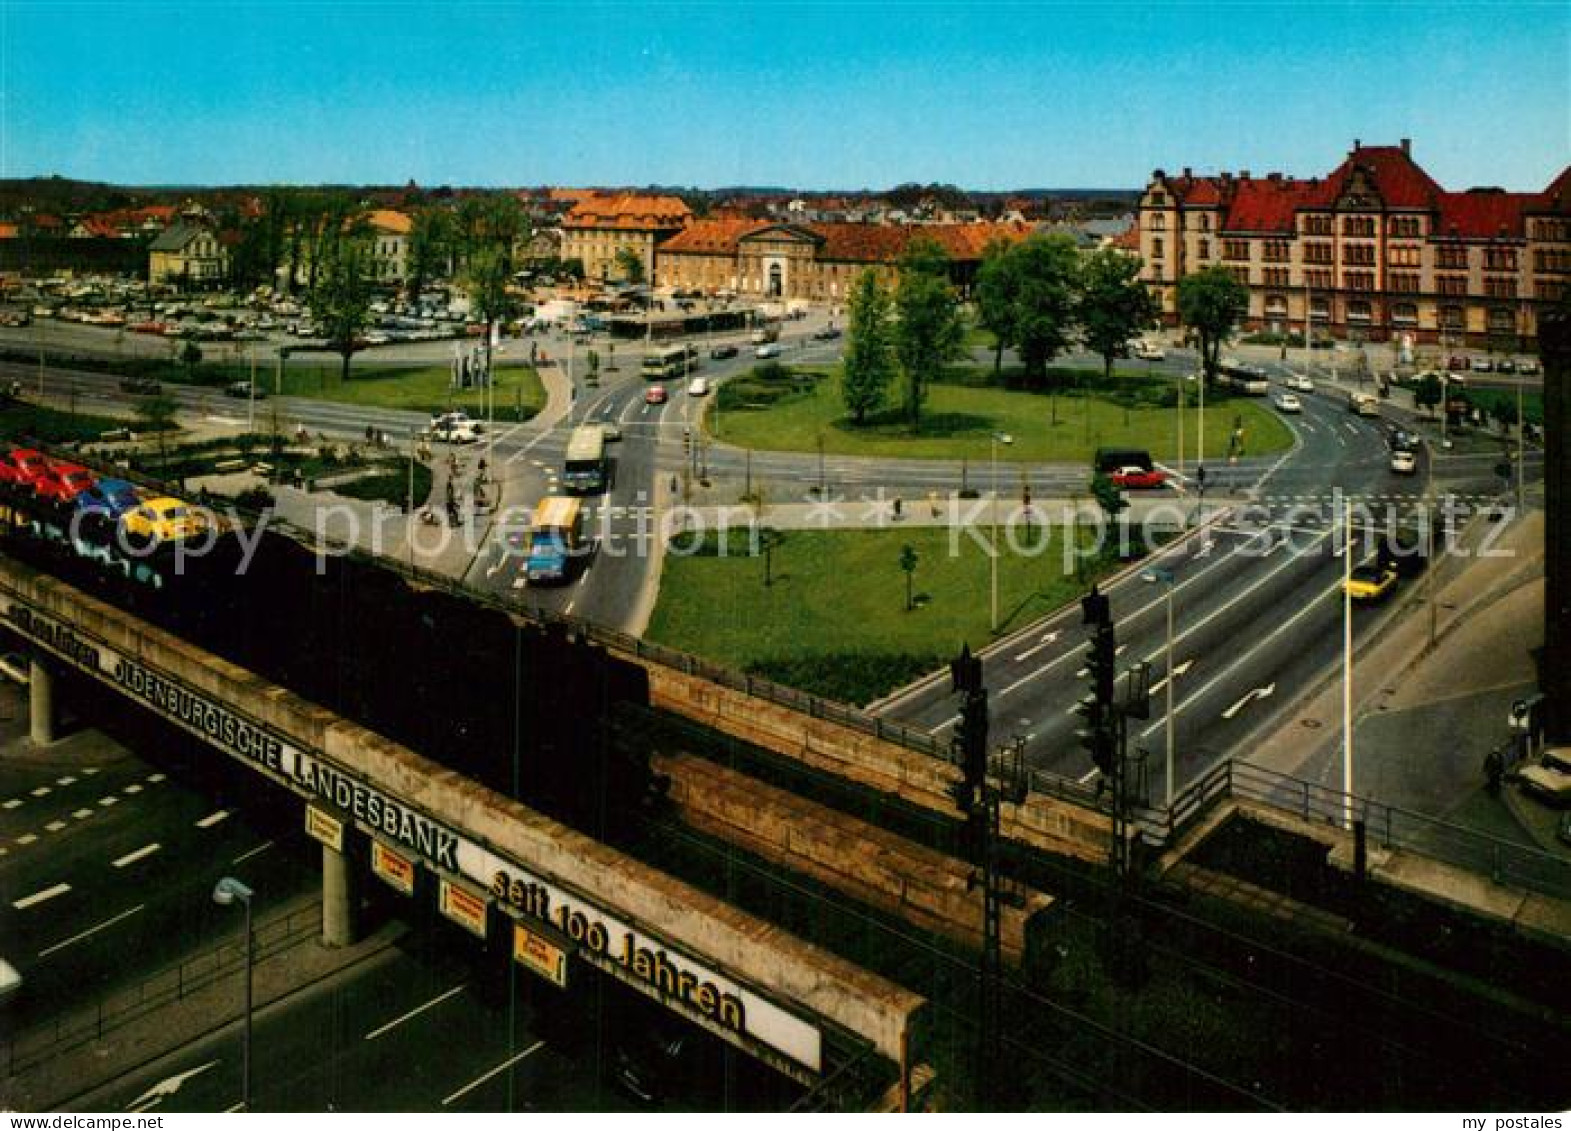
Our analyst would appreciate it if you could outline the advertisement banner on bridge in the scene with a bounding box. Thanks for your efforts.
[371,840,416,895]
[513,923,569,988]
[439,878,489,938]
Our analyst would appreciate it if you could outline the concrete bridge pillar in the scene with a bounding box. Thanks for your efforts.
[29,655,56,746]
[321,843,358,948]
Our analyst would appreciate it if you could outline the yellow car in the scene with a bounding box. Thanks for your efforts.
[123,496,210,543]
[1343,562,1398,602]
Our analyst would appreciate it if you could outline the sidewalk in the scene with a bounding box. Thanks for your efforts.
[673,494,1202,532]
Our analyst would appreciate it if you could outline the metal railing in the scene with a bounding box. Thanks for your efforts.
[1148,759,1571,902]
[1,902,321,1078]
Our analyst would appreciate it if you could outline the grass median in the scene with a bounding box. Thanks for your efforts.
[709,364,1294,464]
[647,522,1124,705]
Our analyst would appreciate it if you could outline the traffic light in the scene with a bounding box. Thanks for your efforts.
[1086,623,1116,706]
[949,645,988,813]
[1075,692,1113,775]
[1078,585,1117,777]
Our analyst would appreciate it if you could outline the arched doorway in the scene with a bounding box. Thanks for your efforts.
[768,262,783,298]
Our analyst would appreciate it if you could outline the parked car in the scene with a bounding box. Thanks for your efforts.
[0,448,52,489]
[644,384,668,405]
[74,478,144,523]
[811,326,842,341]
[1130,340,1165,361]
[33,463,95,505]
[1446,355,1469,372]
[123,497,210,543]
[1389,450,1418,475]
[709,343,739,360]
[1109,465,1167,490]
[1344,562,1398,602]
[1469,356,1493,372]
[1517,358,1540,375]
[686,377,710,397]
[1272,392,1302,414]
[754,343,782,360]
[1520,747,1571,806]
[224,380,265,399]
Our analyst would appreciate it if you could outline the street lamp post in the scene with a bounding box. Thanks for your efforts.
[212,877,255,1112]
[989,432,1013,634]
[1141,567,1178,809]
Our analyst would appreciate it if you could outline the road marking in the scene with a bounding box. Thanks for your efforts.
[196,810,230,829]
[44,819,67,832]
[56,775,77,786]
[3,798,21,810]
[147,773,166,783]
[73,808,93,819]
[99,795,119,807]
[16,833,38,845]
[1014,631,1060,663]
[14,882,70,910]
[564,599,576,615]
[1148,659,1195,695]
[30,786,50,798]
[442,1041,546,1106]
[123,783,143,795]
[128,1060,219,1113]
[366,983,468,1041]
[38,904,145,958]
[1221,683,1277,720]
[233,839,274,864]
[1077,768,1100,784]
[1343,421,1360,436]
[114,842,162,868]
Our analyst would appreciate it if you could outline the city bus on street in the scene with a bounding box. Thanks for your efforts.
[562,424,610,494]
[525,496,585,585]
[641,344,698,382]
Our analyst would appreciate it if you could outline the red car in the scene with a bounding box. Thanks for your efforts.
[33,463,95,505]
[0,448,52,489]
[1109,465,1167,490]
[1446,354,1468,372]
[644,384,668,405]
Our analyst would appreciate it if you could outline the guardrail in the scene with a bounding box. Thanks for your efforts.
[1146,759,1571,902]
[1,902,321,1079]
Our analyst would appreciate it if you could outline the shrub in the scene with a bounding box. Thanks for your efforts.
[745,650,948,707]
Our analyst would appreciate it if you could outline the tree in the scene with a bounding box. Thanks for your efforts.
[135,393,179,472]
[972,238,1019,378]
[465,245,515,372]
[313,238,372,385]
[841,268,896,424]
[899,544,919,611]
[1079,247,1159,385]
[179,339,203,379]
[407,205,456,297]
[893,238,965,431]
[1007,233,1082,387]
[1090,471,1128,527]
[1414,373,1443,418]
[1177,267,1249,386]
[614,246,646,286]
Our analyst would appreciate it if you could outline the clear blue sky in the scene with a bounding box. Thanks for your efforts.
[3,1,1566,192]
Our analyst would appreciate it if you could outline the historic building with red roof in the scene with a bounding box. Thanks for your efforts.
[560,193,693,284]
[1137,139,1571,349]
[655,219,1033,302]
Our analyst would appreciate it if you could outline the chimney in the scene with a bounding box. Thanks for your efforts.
[1400,138,1411,156]
[1268,172,1281,183]
[1241,170,1251,180]
[1183,166,1192,179]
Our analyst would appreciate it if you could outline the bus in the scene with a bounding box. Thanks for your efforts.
[641,344,698,382]
[1217,358,1270,395]
[562,424,609,494]
[525,496,584,586]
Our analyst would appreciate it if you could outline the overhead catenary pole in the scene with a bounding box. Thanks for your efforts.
[1342,494,1355,829]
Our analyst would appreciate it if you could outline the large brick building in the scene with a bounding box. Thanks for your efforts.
[654,218,1033,301]
[1136,140,1571,350]
[559,193,693,283]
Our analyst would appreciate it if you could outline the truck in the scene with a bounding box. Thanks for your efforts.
[1348,391,1380,418]
[524,496,584,585]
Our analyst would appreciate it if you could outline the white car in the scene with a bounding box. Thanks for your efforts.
[687,377,710,397]
[1131,340,1165,361]
[1389,450,1418,475]
[431,424,482,445]
[1517,358,1540,375]
[755,343,782,360]
[1272,393,1302,414]
[1286,374,1314,393]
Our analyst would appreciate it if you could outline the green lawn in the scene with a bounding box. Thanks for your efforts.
[709,367,1294,464]
[648,525,1120,705]
[1,401,133,444]
[268,360,546,418]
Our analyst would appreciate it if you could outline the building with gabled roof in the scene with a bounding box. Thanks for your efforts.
[148,223,226,287]
[655,219,1032,301]
[1138,139,1571,349]
[560,193,693,283]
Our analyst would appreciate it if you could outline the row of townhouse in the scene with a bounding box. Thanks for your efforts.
[1136,139,1571,350]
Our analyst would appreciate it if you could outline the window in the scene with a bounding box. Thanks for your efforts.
[1304,215,1332,236]
[1389,245,1421,267]
[1310,296,1330,320]
[1439,305,1465,329]
[1263,268,1290,287]
[1265,294,1288,316]
[1344,243,1375,266]
[1347,299,1372,322]
[1488,307,1515,333]
[1484,276,1517,298]
[1342,216,1375,238]
[1151,237,1164,260]
[1532,218,1571,242]
[1229,266,1249,285]
[1483,247,1518,272]
[1223,239,1249,261]
[1437,274,1469,296]
[1149,213,1166,230]
[1198,239,1210,259]
[1539,279,1567,301]
[1391,302,1418,324]
[1303,242,1333,265]
[1344,271,1375,292]
[1263,240,1291,263]
[1436,246,1467,270]
[1536,248,1571,273]
[1306,269,1334,290]
[1389,216,1422,238]
[1389,272,1420,293]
